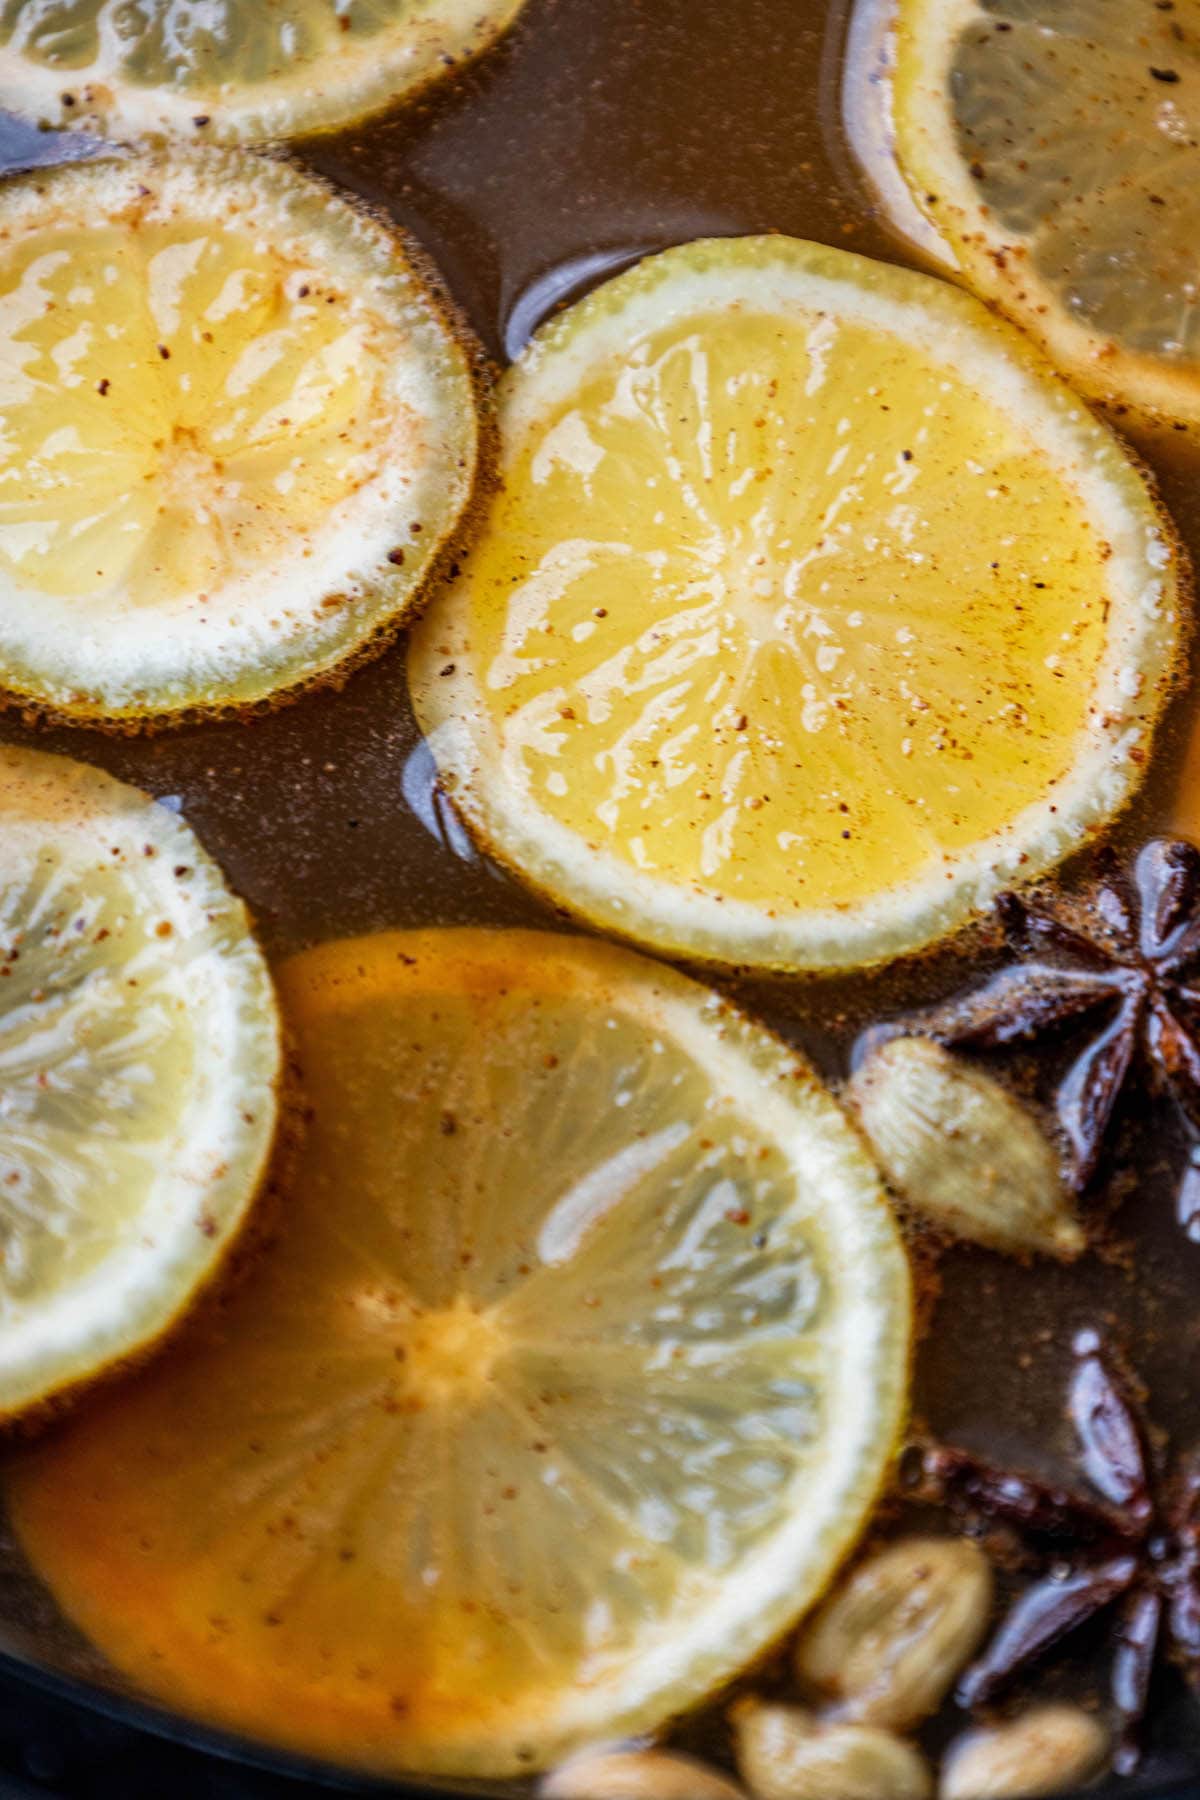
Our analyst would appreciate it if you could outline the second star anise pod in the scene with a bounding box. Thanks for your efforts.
[912,1330,1200,1774]
[889,837,1200,1240]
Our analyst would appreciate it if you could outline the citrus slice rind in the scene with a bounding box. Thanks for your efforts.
[0,0,527,146]
[7,927,911,1777]
[0,148,482,728]
[409,235,1182,975]
[892,0,1200,430]
[0,744,280,1421]
[841,0,957,272]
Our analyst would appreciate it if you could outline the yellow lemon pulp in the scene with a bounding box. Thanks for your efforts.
[0,744,280,1419]
[463,316,1106,903]
[0,150,479,725]
[0,0,528,144]
[893,0,1200,429]
[411,237,1180,972]
[8,928,910,1777]
[2,229,377,603]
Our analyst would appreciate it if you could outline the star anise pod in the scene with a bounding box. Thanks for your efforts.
[899,838,1200,1238]
[912,1330,1200,1774]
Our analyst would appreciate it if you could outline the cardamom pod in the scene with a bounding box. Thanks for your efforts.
[731,1699,933,1800]
[848,1037,1084,1259]
[541,1748,746,1799]
[939,1705,1109,1798]
[794,1535,993,1730]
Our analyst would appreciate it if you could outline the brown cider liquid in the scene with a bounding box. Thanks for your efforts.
[1,0,1200,1786]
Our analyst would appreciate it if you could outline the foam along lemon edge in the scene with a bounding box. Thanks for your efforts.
[0,745,283,1422]
[0,147,488,730]
[409,234,1183,975]
[0,0,529,146]
[891,0,1200,431]
[278,929,916,1770]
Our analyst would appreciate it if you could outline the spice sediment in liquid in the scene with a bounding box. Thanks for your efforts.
[0,0,1199,1779]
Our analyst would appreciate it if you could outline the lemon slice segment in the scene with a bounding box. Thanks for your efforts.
[0,744,279,1421]
[409,236,1181,974]
[0,149,480,727]
[0,0,526,145]
[892,0,1200,430]
[7,927,911,1778]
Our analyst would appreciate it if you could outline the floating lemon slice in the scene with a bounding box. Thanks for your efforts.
[0,149,480,727]
[0,744,279,1421]
[892,0,1200,430]
[409,236,1181,974]
[8,927,910,1778]
[0,0,527,145]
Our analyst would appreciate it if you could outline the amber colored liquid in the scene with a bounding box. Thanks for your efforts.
[1,0,1200,1786]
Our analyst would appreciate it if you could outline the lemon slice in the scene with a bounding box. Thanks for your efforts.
[0,148,480,727]
[0,744,280,1421]
[892,0,1200,430]
[409,236,1182,974]
[7,927,911,1778]
[0,0,527,145]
